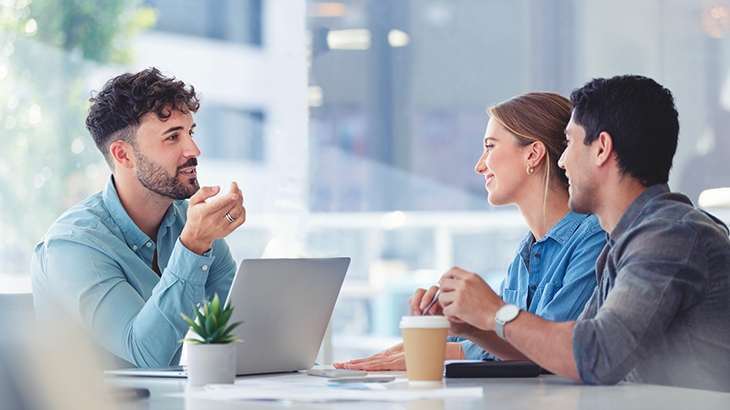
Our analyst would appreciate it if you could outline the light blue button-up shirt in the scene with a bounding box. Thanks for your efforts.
[450,211,605,360]
[31,176,236,369]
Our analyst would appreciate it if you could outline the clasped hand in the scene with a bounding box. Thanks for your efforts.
[438,267,506,332]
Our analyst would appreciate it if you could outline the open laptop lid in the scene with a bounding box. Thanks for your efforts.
[229,257,350,375]
[105,257,350,378]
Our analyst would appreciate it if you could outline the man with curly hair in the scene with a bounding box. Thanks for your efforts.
[31,68,245,369]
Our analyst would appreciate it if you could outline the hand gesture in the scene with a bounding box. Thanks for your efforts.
[180,182,246,255]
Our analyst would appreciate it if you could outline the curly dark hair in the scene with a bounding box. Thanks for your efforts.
[86,67,200,167]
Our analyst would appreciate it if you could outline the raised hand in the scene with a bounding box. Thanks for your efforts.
[180,182,246,255]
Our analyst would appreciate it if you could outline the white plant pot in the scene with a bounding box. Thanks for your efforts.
[186,343,237,386]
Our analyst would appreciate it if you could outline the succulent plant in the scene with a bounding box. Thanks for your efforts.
[180,293,243,344]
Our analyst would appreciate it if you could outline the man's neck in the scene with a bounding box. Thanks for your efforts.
[113,174,173,241]
[595,176,648,235]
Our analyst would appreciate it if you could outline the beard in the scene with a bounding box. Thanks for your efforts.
[568,181,597,215]
[135,152,199,200]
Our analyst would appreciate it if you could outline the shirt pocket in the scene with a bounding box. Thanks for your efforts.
[502,289,518,305]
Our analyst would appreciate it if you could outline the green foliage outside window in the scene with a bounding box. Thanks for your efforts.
[0,0,155,271]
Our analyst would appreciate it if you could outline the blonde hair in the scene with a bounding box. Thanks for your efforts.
[488,92,571,213]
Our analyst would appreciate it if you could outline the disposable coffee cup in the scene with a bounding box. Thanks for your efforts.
[400,315,450,386]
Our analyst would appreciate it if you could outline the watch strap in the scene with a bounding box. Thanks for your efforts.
[495,304,520,340]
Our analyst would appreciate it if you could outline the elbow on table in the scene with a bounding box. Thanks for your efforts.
[578,366,627,386]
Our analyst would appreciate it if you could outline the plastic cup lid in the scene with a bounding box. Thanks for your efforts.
[399,315,450,329]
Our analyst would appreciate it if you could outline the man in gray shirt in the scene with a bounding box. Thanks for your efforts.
[432,75,730,392]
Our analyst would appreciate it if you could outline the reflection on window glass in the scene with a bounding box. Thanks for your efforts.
[145,0,263,45]
[195,106,266,162]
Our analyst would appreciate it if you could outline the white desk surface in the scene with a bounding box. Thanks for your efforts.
[106,371,730,410]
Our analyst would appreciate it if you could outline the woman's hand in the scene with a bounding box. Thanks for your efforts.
[333,343,406,371]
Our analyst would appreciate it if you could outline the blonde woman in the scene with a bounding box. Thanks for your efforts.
[335,92,606,370]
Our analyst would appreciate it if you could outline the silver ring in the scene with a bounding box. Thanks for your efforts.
[225,212,235,223]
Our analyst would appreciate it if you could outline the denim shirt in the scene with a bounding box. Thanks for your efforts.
[450,211,605,360]
[573,185,730,392]
[31,176,236,369]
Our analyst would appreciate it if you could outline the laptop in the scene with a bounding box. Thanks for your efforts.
[105,257,350,377]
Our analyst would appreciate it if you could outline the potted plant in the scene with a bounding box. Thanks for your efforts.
[181,293,243,386]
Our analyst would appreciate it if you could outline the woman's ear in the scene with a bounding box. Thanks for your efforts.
[527,141,547,168]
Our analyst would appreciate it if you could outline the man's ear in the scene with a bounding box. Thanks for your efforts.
[109,141,135,169]
[527,141,547,169]
[594,131,614,167]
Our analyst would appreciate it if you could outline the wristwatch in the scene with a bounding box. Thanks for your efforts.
[495,304,521,340]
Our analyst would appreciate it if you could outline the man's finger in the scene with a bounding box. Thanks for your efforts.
[189,185,221,205]
[228,181,242,195]
[204,191,240,214]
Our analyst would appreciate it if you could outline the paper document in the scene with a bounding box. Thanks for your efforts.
[172,374,483,403]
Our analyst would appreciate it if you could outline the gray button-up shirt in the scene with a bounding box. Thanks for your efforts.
[573,184,730,392]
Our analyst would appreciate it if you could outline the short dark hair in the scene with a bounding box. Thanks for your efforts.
[570,75,679,186]
[86,67,200,167]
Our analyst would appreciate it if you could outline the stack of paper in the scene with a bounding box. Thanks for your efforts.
[173,374,483,403]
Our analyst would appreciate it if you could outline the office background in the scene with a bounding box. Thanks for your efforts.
[2,0,730,363]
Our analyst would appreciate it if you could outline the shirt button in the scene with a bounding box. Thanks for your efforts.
[146,242,152,248]
[530,285,537,291]
[132,245,138,250]
[534,253,541,258]
[202,265,209,271]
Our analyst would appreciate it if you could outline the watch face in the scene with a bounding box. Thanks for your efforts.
[497,304,520,322]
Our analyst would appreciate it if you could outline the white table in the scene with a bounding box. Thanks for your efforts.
[105,371,730,410]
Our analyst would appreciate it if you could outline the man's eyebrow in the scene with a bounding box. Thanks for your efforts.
[162,125,184,135]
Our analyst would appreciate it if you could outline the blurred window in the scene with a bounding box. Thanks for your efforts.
[3,0,730,364]
[145,0,263,45]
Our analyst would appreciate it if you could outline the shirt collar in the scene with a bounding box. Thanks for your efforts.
[516,210,591,252]
[608,184,669,243]
[101,175,179,250]
[540,210,591,246]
